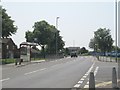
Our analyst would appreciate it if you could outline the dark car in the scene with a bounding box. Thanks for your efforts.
[70,52,78,58]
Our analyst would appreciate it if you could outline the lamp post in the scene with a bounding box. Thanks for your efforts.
[56,17,60,56]
[115,0,118,63]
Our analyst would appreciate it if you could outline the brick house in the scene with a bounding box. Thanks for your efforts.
[1,38,19,59]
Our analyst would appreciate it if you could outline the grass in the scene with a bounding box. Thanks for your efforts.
[0,59,16,64]
[0,58,45,64]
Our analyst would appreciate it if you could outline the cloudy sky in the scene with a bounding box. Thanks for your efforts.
[2,0,118,50]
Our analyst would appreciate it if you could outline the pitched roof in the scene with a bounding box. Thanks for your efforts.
[67,47,80,50]
[1,38,15,46]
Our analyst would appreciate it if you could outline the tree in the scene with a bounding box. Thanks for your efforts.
[89,38,95,49]
[2,8,17,38]
[25,20,65,57]
[46,30,65,54]
[25,31,34,42]
[80,47,88,54]
[89,28,114,55]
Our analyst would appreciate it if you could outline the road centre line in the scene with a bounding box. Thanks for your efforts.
[83,66,99,88]
[78,81,83,84]
[24,68,46,75]
[87,81,89,84]
[74,84,81,88]
[74,62,95,88]
[0,78,10,82]
[80,78,85,81]
[84,85,89,88]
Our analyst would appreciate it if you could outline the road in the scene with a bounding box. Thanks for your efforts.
[1,56,118,88]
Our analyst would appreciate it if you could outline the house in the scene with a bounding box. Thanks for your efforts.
[1,38,19,59]
[67,47,80,54]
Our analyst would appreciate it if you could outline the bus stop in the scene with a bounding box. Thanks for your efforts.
[15,42,38,65]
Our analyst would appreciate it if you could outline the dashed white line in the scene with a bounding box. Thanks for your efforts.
[83,75,87,78]
[94,66,99,76]
[87,81,89,84]
[84,85,89,88]
[0,78,10,82]
[78,81,83,84]
[24,68,46,75]
[74,84,81,88]
[85,73,89,76]
[80,78,85,81]
[73,62,95,88]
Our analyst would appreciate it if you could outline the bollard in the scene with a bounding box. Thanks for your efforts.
[89,72,95,90]
[112,67,117,88]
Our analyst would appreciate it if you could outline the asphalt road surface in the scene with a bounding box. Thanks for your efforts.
[1,56,118,88]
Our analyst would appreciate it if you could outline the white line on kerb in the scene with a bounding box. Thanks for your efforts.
[0,78,10,82]
[25,68,46,75]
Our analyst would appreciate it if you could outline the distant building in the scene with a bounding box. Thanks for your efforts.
[1,38,19,59]
[67,47,80,54]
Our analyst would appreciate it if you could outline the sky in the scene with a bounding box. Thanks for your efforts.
[2,0,117,50]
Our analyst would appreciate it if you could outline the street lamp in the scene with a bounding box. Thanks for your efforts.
[115,0,118,63]
[56,17,60,56]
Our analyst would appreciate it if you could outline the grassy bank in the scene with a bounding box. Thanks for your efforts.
[0,59,16,64]
[0,58,45,64]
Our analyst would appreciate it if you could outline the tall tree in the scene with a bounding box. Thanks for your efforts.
[25,20,65,57]
[89,28,113,54]
[46,30,65,54]
[2,8,17,38]
[25,31,34,42]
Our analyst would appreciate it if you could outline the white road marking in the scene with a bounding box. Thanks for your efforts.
[25,68,46,75]
[87,81,89,84]
[0,78,10,82]
[74,62,95,88]
[78,81,83,84]
[74,84,81,88]
[83,75,87,78]
[85,73,89,76]
[84,85,89,88]
[94,66,99,76]
[80,78,84,81]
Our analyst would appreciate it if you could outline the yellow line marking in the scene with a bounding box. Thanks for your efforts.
[96,81,112,87]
